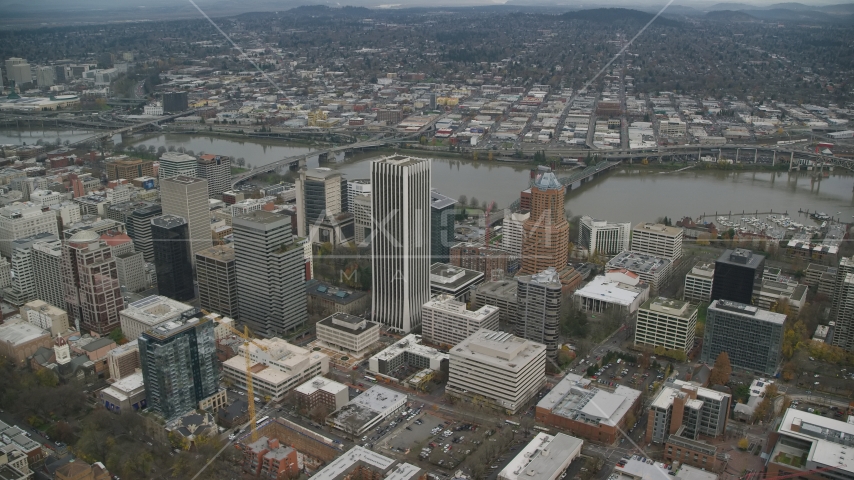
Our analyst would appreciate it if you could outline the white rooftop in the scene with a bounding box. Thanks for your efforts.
[350,385,406,414]
[574,275,647,306]
[371,334,448,363]
[777,407,854,474]
[452,329,545,372]
[295,375,347,397]
[312,446,420,480]
[538,373,641,427]
[499,433,583,480]
[121,295,194,325]
[615,458,671,480]
[0,316,49,346]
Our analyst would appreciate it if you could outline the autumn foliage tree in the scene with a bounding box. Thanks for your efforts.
[708,352,732,386]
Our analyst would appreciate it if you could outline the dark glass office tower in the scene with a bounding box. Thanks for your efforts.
[430,189,457,264]
[152,214,195,302]
[711,248,764,305]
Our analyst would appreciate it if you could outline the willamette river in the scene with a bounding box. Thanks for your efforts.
[3,128,853,224]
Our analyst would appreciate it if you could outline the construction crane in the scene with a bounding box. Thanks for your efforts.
[211,316,268,442]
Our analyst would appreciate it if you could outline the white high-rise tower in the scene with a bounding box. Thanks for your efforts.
[370,155,431,333]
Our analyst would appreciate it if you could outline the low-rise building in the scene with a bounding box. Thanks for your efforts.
[429,263,485,303]
[54,460,110,480]
[447,329,546,414]
[421,294,499,348]
[222,337,329,401]
[606,251,671,295]
[498,433,583,480]
[106,339,140,381]
[635,297,698,354]
[294,376,349,412]
[755,278,808,315]
[683,262,714,303]
[20,300,69,336]
[306,280,371,317]
[311,446,424,480]
[573,271,650,317]
[316,313,380,358]
[327,386,407,436]
[535,373,642,444]
[646,380,731,444]
[0,316,52,367]
[733,378,774,421]
[368,334,449,378]
[242,436,299,479]
[99,371,147,414]
[766,408,854,480]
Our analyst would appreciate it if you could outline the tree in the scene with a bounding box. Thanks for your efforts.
[458,195,468,206]
[708,352,732,386]
[108,328,125,344]
[738,437,749,450]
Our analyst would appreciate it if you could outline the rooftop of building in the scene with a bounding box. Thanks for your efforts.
[642,297,696,318]
[471,279,518,299]
[142,315,206,340]
[614,458,671,480]
[312,446,421,480]
[317,313,378,335]
[295,375,348,397]
[22,299,65,316]
[532,171,563,191]
[233,209,287,226]
[0,316,49,346]
[607,251,671,275]
[373,154,430,167]
[151,214,187,229]
[371,334,449,363]
[499,433,583,480]
[122,295,195,325]
[517,267,562,288]
[775,408,854,474]
[451,329,544,371]
[709,299,786,325]
[688,262,715,277]
[633,222,683,237]
[100,231,132,246]
[716,248,764,269]
[163,175,206,185]
[159,152,197,162]
[327,386,407,433]
[102,372,145,401]
[423,294,499,319]
[675,465,719,480]
[304,167,341,179]
[81,337,114,353]
[306,280,368,306]
[581,215,631,228]
[573,275,648,306]
[430,189,456,210]
[538,373,641,427]
[651,380,729,411]
[195,244,235,262]
[430,263,484,290]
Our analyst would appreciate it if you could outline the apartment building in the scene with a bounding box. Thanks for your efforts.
[683,262,714,303]
[516,267,562,358]
[631,223,683,261]
[368,334,448,376]
[429,263,484,303]
[635,297,698,354]
[195,245,239,319]
[21,300,69,336]
[242,437,299,479]
[222,337,329,401]
[470,280,518,326]
[701,300,784,375]
[447,329,546,414]
[421,294,499,347]
[0,204,59,258]
[579,216,631,257]
[294,376,349,412]
[316,313,380,358]
[646,380,731,444]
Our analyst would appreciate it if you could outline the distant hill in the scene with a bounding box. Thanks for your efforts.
[705,9,758,22]
[741,8,836,22]
[561,8,680,27]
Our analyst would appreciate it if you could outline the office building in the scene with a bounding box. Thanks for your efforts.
[21,300,69,336]
[316,313,381,358]
[536,373,642,444]
[711,248,764,304]
[306,281,371,318]
[222,337,329,401]
[196,154,231,198]
[574,271,650,317]
[327,386,408,436]
[139,316,218,420]
[294,376,349,412]
[233,211,307,337]
[606,251,671,295]
[766,408,854,480]
[755,278,808,315]
[31,237,64,310]
[503,209,530,261]
[429,263,484,303]
[312,446,422,480]
[346,178,371,210]
[646,379,731,444]
[371,155,432,334]
[7,61,31,86]
[831,257,854,350]
[108,201,162,262]
[296,168,343,238]
[161,91,188,113]
[195,245,238,319]
[99,371,147,414]
[151,215,195,302]
[120,295,196,342]
[0,257,9,289]
[430,189,456,264]
[368,334,449,376]
[470,279,518,326]
[2,233,56,306]
[579,216,631,257]
[448,330,546,414]
[35,66,54,87]
[158,153,198,180]
[635,297,698,354]
[450,242,509,281]
[106,158,156,181]
[701,300,784,375]
[631,223,683,261]
[242,437,299,479]
[62,231,124,335]
[520,171,569,275]
[160,176,212,263]
[516,267,562,358]
[684,262,714,303]
[107,340,140,380]
[498,433,583,480]
[352,193,371,246]
[116,251,147,293]
[421,294,499,347]
[0,204,59,258]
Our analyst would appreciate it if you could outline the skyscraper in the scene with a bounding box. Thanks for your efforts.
[139,315,218,420]
[158,153,198,180]
[233,211,307,338]
[196,154,232,198]
[430,189,456,264]
[831,263,854,351]
[516,267,562,358]
[520,171,569,275]
[196,244,238,319]
[160,176,212,265]
[151,215,195,302]
[371,155,432,334]
[32,237,65,311]
[1,233,57,306]
[161,91,189,113]
[711,248,764,305]
[701,300,784,375]
[62,231,125,335]
[296,168,343,238]
[579,216,631,257]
